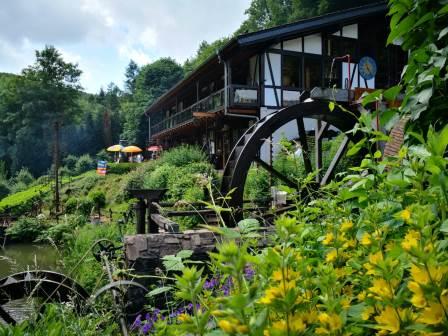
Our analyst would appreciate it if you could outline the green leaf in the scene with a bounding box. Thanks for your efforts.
[361,90,382,106]
[238,218,260,233]
[347,138,366,156]
[440,220,448,233]
[383,85,401,101]
[412,12,434,29]
[162,255,184,271]
[147,286,173,297]
[176,249,193,259]
[329,101,335,112]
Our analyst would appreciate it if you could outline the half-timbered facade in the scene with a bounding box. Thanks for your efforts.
[145,2,406,168]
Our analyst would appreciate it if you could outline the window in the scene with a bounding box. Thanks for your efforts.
[304,56,322,90]
[282,55,301,88]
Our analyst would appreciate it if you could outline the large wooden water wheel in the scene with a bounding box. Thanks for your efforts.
[221,99,363,221]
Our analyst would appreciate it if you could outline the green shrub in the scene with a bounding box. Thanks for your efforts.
[244,165,271,203]
[117,169,145,202]
[0,181,9,200]
[6,217,45,242]
[14,167,34,186]
[80,174,100,193]
[65,197,77,214]
[77,197,95,217]
[160,145,207,167]
[62,154,78,171]
[44,222,72,244]
[0,184,47,216]
[89,190,105,216]
[95,149,109,162]
[108,162,138,175]
[75,154,95,175]
[144,163,174,190]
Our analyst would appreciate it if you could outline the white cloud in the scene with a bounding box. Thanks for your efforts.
[0,0,251,92]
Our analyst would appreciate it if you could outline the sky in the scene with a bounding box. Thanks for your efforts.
[0,0,251,93]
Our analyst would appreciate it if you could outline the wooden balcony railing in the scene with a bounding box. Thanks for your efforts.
[150,85,259,135]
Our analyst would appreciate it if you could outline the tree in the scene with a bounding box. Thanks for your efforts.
[183,38,230,75]
[124,60,139,94]
[22,46,82,215]
[121,58,184,144]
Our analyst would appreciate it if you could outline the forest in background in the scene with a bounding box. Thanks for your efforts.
[0,0,380,182]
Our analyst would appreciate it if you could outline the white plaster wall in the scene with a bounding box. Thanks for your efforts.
[264,53,281,86]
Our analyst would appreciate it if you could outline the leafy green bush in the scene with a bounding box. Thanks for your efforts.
[0,184,47,216]
[117,169,145,202]
[6,217,45,242]
[64,197,77,214]
[144,163,174,190]
[0,181,10,200]
[107,162,138,174]
[62,154,78,171]
[160,145,207,167]
[75,154,95,175]
[14,167,34,186]
[77,197,95,217]
[89,190,105,216]
[244,165,270,203]
[79,174,100,193]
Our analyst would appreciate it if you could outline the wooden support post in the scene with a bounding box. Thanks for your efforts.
[148,200,159,234]
[315,120,323,183]
[135,198,146,234]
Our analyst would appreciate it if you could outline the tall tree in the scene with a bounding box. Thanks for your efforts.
[124,60,139,94]
[22,45,82,214]
[121,58,184,144]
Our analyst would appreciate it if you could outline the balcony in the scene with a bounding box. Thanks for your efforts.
[151,85,259,136]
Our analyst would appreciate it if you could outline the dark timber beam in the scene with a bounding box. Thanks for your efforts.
[296,118,313,174]
[321,136,349,185]
[254,157,297,189]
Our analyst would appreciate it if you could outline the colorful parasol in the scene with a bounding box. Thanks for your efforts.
[147,145,162,152]
[122,145,143,153]
[106,144,123,152]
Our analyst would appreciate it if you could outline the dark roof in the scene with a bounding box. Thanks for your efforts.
[145,2,387,116]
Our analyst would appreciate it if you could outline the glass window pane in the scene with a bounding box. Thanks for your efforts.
[304,57,322,90]
[282,55,301,88]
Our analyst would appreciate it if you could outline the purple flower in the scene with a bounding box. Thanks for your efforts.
[142,322,153,334]
[244,264,255,280]
[131,314,142,329]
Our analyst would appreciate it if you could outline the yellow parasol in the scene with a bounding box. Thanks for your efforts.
[106,144,123,152]
[122,145,143,153]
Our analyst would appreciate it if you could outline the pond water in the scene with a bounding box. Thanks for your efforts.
[0,243,63,279]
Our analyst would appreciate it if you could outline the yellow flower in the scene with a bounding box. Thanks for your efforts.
[411,264,448,286]
[341,219,353,231]
[322,232,334,245]
[362,306,375,320]
[272,320,287,331]
[400,208,411,222]
[326,249,337,263]
[341,298,351,310]
[218,319,235,333]
[357,291,367,301]
[272,268,300,282]
[408,281,426,308]
[369,278,396,299]
[374,306,400,334]
[178,313,190,322]
[259,281,296,304]
[401,230,420,251]
[317,312,343,334]
[364,251,383,275]
[361,233,372,246]
[291,318,306,332]
[236,324,249,333]
[418,302,445,325]
[343,239,357,249]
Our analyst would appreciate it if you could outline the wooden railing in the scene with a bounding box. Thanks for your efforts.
[151,85,259,135]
